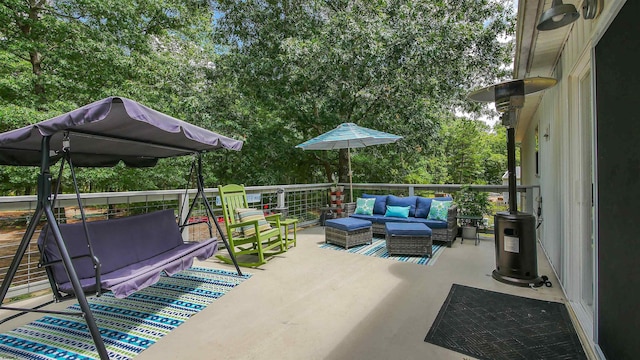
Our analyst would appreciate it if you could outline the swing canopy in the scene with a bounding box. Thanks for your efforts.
[0,97,245,359]
[0,96,243,167]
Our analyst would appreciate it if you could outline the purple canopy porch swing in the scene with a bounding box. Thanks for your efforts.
[0,97,243,359]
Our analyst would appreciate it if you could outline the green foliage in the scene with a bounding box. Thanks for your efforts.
[0,0,221,193]
[455,185,491,217]
[0,0,515,193]
[212,0,514,185]
[434,116,510,185]
[483,124,512,184]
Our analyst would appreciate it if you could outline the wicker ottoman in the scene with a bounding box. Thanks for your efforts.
[325,218,372,249]
[385,223,433,257]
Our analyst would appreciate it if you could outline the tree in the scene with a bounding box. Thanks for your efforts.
[483,124,512,184]
[436,116,513,185]
[211,0,514,185]
[439,117,489,184]
[0,0,224,193]
[0,0,516,193]
[0,0,211,106]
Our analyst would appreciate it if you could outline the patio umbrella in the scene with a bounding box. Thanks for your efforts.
[296,123,402,202]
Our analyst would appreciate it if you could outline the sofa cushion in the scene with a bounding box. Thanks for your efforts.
[385,205,410,218]
[385,222,432,236]
[403,216,448,229]
[415,197,432,218]
[387,195,418,217]
[362,194,388,215]
[427,200,452,222]
[415,196,452,218]
[350,214,388,224]
[350,214,447,229]
[354,197,376,215]
[326,217,372,231]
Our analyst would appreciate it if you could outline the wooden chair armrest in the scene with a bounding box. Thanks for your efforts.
[264,213,281,220]
[228,220,259,235]
[265,213,281,226]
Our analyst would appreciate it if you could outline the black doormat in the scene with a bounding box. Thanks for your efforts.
[424,284,587,360]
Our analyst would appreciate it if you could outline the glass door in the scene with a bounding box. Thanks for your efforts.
[579,70,594,315]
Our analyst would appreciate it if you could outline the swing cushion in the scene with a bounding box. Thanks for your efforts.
[37,209,218,298]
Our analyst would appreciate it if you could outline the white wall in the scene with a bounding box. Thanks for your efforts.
[520,0,624,284]
[518,0,627,355]
[527,75,564,281]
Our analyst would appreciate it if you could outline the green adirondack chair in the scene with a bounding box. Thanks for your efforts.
[217,184,285,267]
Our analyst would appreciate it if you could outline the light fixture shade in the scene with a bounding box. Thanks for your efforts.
[467,78,558,102]
[537,0,580,31]
[467,77,558,113]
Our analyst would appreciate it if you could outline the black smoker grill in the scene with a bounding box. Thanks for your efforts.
[468,77,557,287]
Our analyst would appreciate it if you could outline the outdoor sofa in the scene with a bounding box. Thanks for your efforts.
[349,194,458,247]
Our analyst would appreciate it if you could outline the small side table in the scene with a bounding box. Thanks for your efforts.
[280,218,298,249]
[319,207,336,226]
[458,215,483,245]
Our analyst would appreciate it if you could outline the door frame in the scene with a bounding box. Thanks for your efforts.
[566,48,596,343]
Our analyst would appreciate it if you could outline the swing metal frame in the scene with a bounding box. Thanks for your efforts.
[0,98,243,359]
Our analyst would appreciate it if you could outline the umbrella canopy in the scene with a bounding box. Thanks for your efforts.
[296,123,402,201]
[0,97,243,167]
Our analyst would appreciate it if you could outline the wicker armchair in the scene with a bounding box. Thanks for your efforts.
[344,202,356,216]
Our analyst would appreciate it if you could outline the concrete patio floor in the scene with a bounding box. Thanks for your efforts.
[1,225,594,359]
[147,226,592,360]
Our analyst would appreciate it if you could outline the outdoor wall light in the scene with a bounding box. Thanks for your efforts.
[537,0,603,31]
[537,0,580,31]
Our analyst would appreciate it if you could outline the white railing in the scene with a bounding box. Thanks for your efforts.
[0,183,537,299]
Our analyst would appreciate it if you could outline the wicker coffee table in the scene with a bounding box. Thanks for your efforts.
[325,218,372,249]
[385,222,433,257]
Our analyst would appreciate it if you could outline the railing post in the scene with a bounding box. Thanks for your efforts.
[408,186,415,196]
[524,187,534,214]
[274,187,288,218]
[277,188,286,209]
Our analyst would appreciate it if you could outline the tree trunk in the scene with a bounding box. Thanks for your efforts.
[323,160,332,183]
[30,52,44,95]
[338,148,349,183]
[19,2,45,97]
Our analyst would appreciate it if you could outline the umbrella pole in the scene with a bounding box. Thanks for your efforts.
[348,147,353,202]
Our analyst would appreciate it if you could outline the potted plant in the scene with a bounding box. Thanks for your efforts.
[455,186,491,240]
[330,173,338,193]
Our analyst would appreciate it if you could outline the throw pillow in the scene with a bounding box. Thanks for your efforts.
[235,208,272,236]
[427,200,452,222]
[354,197,376,215]
[385,205,410,218]
[362,194,388,215]
[416,196,453,218]
[387,195,418,217]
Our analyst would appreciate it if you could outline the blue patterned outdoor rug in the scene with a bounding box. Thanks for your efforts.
[319,238,445,266]
[0,267,251,360]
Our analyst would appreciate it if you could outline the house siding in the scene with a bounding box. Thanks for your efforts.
[517,1,628,358]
